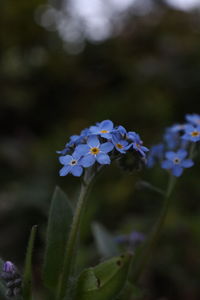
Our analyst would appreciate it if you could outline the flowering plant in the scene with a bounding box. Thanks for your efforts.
[0,116,199,300]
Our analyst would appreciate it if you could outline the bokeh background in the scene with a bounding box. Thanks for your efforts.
[1,0,200,299]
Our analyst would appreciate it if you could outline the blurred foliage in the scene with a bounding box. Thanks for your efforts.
[1,0,200,299]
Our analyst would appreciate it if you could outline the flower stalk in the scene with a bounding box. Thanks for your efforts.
[130,174,176,283]
[56,170,94,300]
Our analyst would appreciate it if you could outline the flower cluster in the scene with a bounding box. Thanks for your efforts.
[147,114,200,177]
[0,261,22,298]
[58,120,149,177]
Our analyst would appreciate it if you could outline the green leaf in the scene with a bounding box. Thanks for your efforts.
[92,222,119,258]
[74,252,133,300]
[22,225,37,300]
[42,186,73,292]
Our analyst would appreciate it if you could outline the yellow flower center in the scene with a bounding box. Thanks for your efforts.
[116,143,123,149]
[90,147,100,155]
[100,130,108,133]
[191,131,200,137]
[173,158,180,164]
[70,159,77,165]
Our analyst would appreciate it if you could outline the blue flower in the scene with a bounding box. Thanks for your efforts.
[147,143,164,168]
[161,149,194,177]
[111,128,129,154]
[163,128,180,150]
[76,135,114,167]
[127,133,149,157]
[59,152,83,177]
[89,120,114,139]
[182,124,200,142]
[186,113,200,126]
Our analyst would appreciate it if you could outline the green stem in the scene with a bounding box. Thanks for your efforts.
[130,174,176,283]
[56,171,94,300]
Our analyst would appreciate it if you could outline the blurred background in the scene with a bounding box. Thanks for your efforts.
[1,0,200,299]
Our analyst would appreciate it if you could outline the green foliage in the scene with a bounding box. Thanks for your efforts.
[74,253,133,300]
[22,225,37,300]
[92,222,119,258]
[42,187,73,293]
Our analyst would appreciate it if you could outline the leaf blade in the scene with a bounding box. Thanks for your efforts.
[42,186,73,292]
[22,225,37,300]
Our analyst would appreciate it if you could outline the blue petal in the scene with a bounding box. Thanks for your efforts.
[59,155,73,165]
[100,142,114,153]
[100,133,112,139]
[172,166,183,177]
[87,135,100,148]
[161,160,173,169]
[177,149,187,159]
[96,153,111,165]
[166,151,176,160]
[72,151,82,160]
[89,126,99,134]
[181,159,194,168]
[59,166,71,176]
[75,144,89,155]
[71,166,83,176]
[100,120,113,131]
[80,154,96,167]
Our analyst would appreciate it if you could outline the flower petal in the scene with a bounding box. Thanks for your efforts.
[59,155,72,165]
[172,166,183,177]
[177,149,187,159]
[59,165,71,176]
[87,135,100,148]
[89,126,99,134]
[80,154,96,167]
[161,160,173,169]
[100,120,113,131]
[71,166,83,176]
[181,159,194,168]
[166,151,175,160]
[96,153,111,165]
[100,142,114,153]
[75,144,89,155]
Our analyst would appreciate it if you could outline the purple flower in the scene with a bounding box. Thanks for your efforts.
[186,114,200,126]
[89,120,114,139]
[182,124,200,142]
[161,149,194,177]
[2,262,16,274]
[59,152,83,177]
[76,135,114,167]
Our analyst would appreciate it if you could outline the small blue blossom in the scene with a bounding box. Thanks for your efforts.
[182,124,200,142]
[186,113,200,126]
[127,133,149,157]
[170,123,186,133]
[161,149,194,177]
[147,143,164,168]
[163,128,180,150]
[76,135,114,167]
[89,120,114,139]
[2,262,16,274]
[59,152,83,177]
[111,129,129,154]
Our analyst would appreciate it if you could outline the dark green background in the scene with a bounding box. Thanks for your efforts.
[1,1,200,299]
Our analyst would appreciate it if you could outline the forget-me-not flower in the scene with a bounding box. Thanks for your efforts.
[76,135,114,167]
[127,132,149,157]
[59,152,83,176]
[161,149,194,177]
[89,120,114,139]
[186,114,200,126]
[182,124,200,142]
